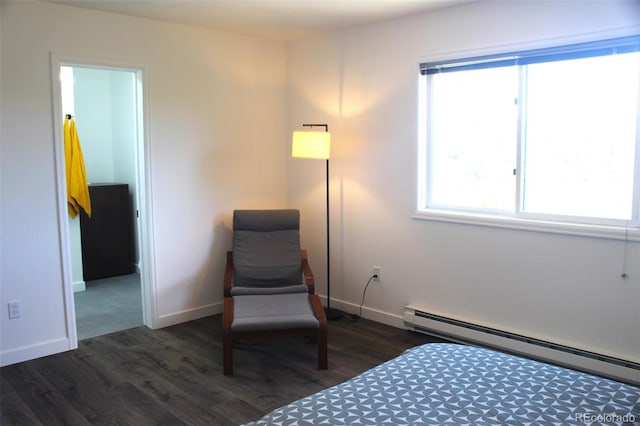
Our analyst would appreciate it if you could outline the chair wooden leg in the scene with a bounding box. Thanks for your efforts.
[309,294,328,371]
[317,328,328,370]
[223,297,234,375]
[223,335,233,375]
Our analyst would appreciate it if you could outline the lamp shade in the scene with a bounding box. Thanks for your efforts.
[292,130,331,159]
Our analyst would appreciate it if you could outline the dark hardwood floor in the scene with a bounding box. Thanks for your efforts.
[1,313,445,425]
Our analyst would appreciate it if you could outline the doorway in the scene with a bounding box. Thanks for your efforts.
[54,58,154,343]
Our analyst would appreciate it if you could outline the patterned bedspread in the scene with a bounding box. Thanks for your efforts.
[245,343,639,425]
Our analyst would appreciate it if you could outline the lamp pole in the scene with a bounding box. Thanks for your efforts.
[301,123,342,320]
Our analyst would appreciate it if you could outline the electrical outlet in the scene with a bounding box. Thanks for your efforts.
[373,266,381,281]
[8,301,21,319]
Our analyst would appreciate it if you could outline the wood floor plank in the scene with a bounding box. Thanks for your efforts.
[110,382,190,426]
[137,375,232,425]
[1,362,91,425]
[1,314,445,425]
[0,379,43,426]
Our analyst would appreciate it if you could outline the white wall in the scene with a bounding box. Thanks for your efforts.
[74,67,116,183]
[287,0,640,366]
[0,1,288,365]
[73,67,137,186]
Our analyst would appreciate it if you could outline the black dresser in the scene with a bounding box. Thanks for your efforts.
[80,183,134,281]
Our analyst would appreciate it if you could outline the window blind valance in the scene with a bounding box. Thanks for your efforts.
[420,34,640,75]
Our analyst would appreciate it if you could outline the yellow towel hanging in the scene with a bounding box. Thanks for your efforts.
[64,115,91,218]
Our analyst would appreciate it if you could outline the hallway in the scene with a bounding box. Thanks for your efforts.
[74,273,142,340]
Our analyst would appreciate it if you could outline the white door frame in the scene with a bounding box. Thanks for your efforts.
[50,52,158,348]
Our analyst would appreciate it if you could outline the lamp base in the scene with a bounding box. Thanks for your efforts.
[324,307,343,321]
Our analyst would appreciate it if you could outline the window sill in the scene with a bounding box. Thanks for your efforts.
[413,209,640,242]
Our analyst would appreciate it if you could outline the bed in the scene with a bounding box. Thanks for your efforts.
[245,343,639,425]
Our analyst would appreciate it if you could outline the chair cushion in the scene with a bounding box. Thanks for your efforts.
[233,209,300,232]
[232,210,302,289]
[230,284,308,296]
[231,293,320,332]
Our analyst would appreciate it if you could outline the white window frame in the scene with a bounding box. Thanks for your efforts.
[416,34,640,241]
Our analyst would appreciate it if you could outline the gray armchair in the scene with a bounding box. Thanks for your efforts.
[222,209,328,375]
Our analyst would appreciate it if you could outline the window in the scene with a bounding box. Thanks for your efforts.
[418,36,640,237]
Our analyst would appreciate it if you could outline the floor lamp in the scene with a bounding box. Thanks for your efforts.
[292,124,342,320]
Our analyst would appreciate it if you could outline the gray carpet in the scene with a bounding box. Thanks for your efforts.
[74,273,143,340]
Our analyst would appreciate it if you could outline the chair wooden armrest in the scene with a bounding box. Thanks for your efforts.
[301,249,315,294]
[224,251,233,298]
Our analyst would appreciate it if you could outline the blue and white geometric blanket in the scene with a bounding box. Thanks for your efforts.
[245,343,639,425]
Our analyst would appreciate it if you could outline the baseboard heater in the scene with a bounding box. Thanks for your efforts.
[404,306,639,384]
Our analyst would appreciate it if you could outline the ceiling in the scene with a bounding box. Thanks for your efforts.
[49,0,474,42]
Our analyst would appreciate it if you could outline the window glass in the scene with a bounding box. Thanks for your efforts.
[522,54,639,220]
[429,67,518,211]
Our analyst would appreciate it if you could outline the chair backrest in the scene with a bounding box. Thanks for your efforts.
[232,209,302,290]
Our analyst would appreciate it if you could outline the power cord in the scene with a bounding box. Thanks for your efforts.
[349,274,378,322]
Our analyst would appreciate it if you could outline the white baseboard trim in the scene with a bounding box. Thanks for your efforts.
[153,302,223,329]
[0,337,73,367]
[154,299,398,331]
[153,298,401,331]
[73,280,86,292]
[324,297,405,329]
